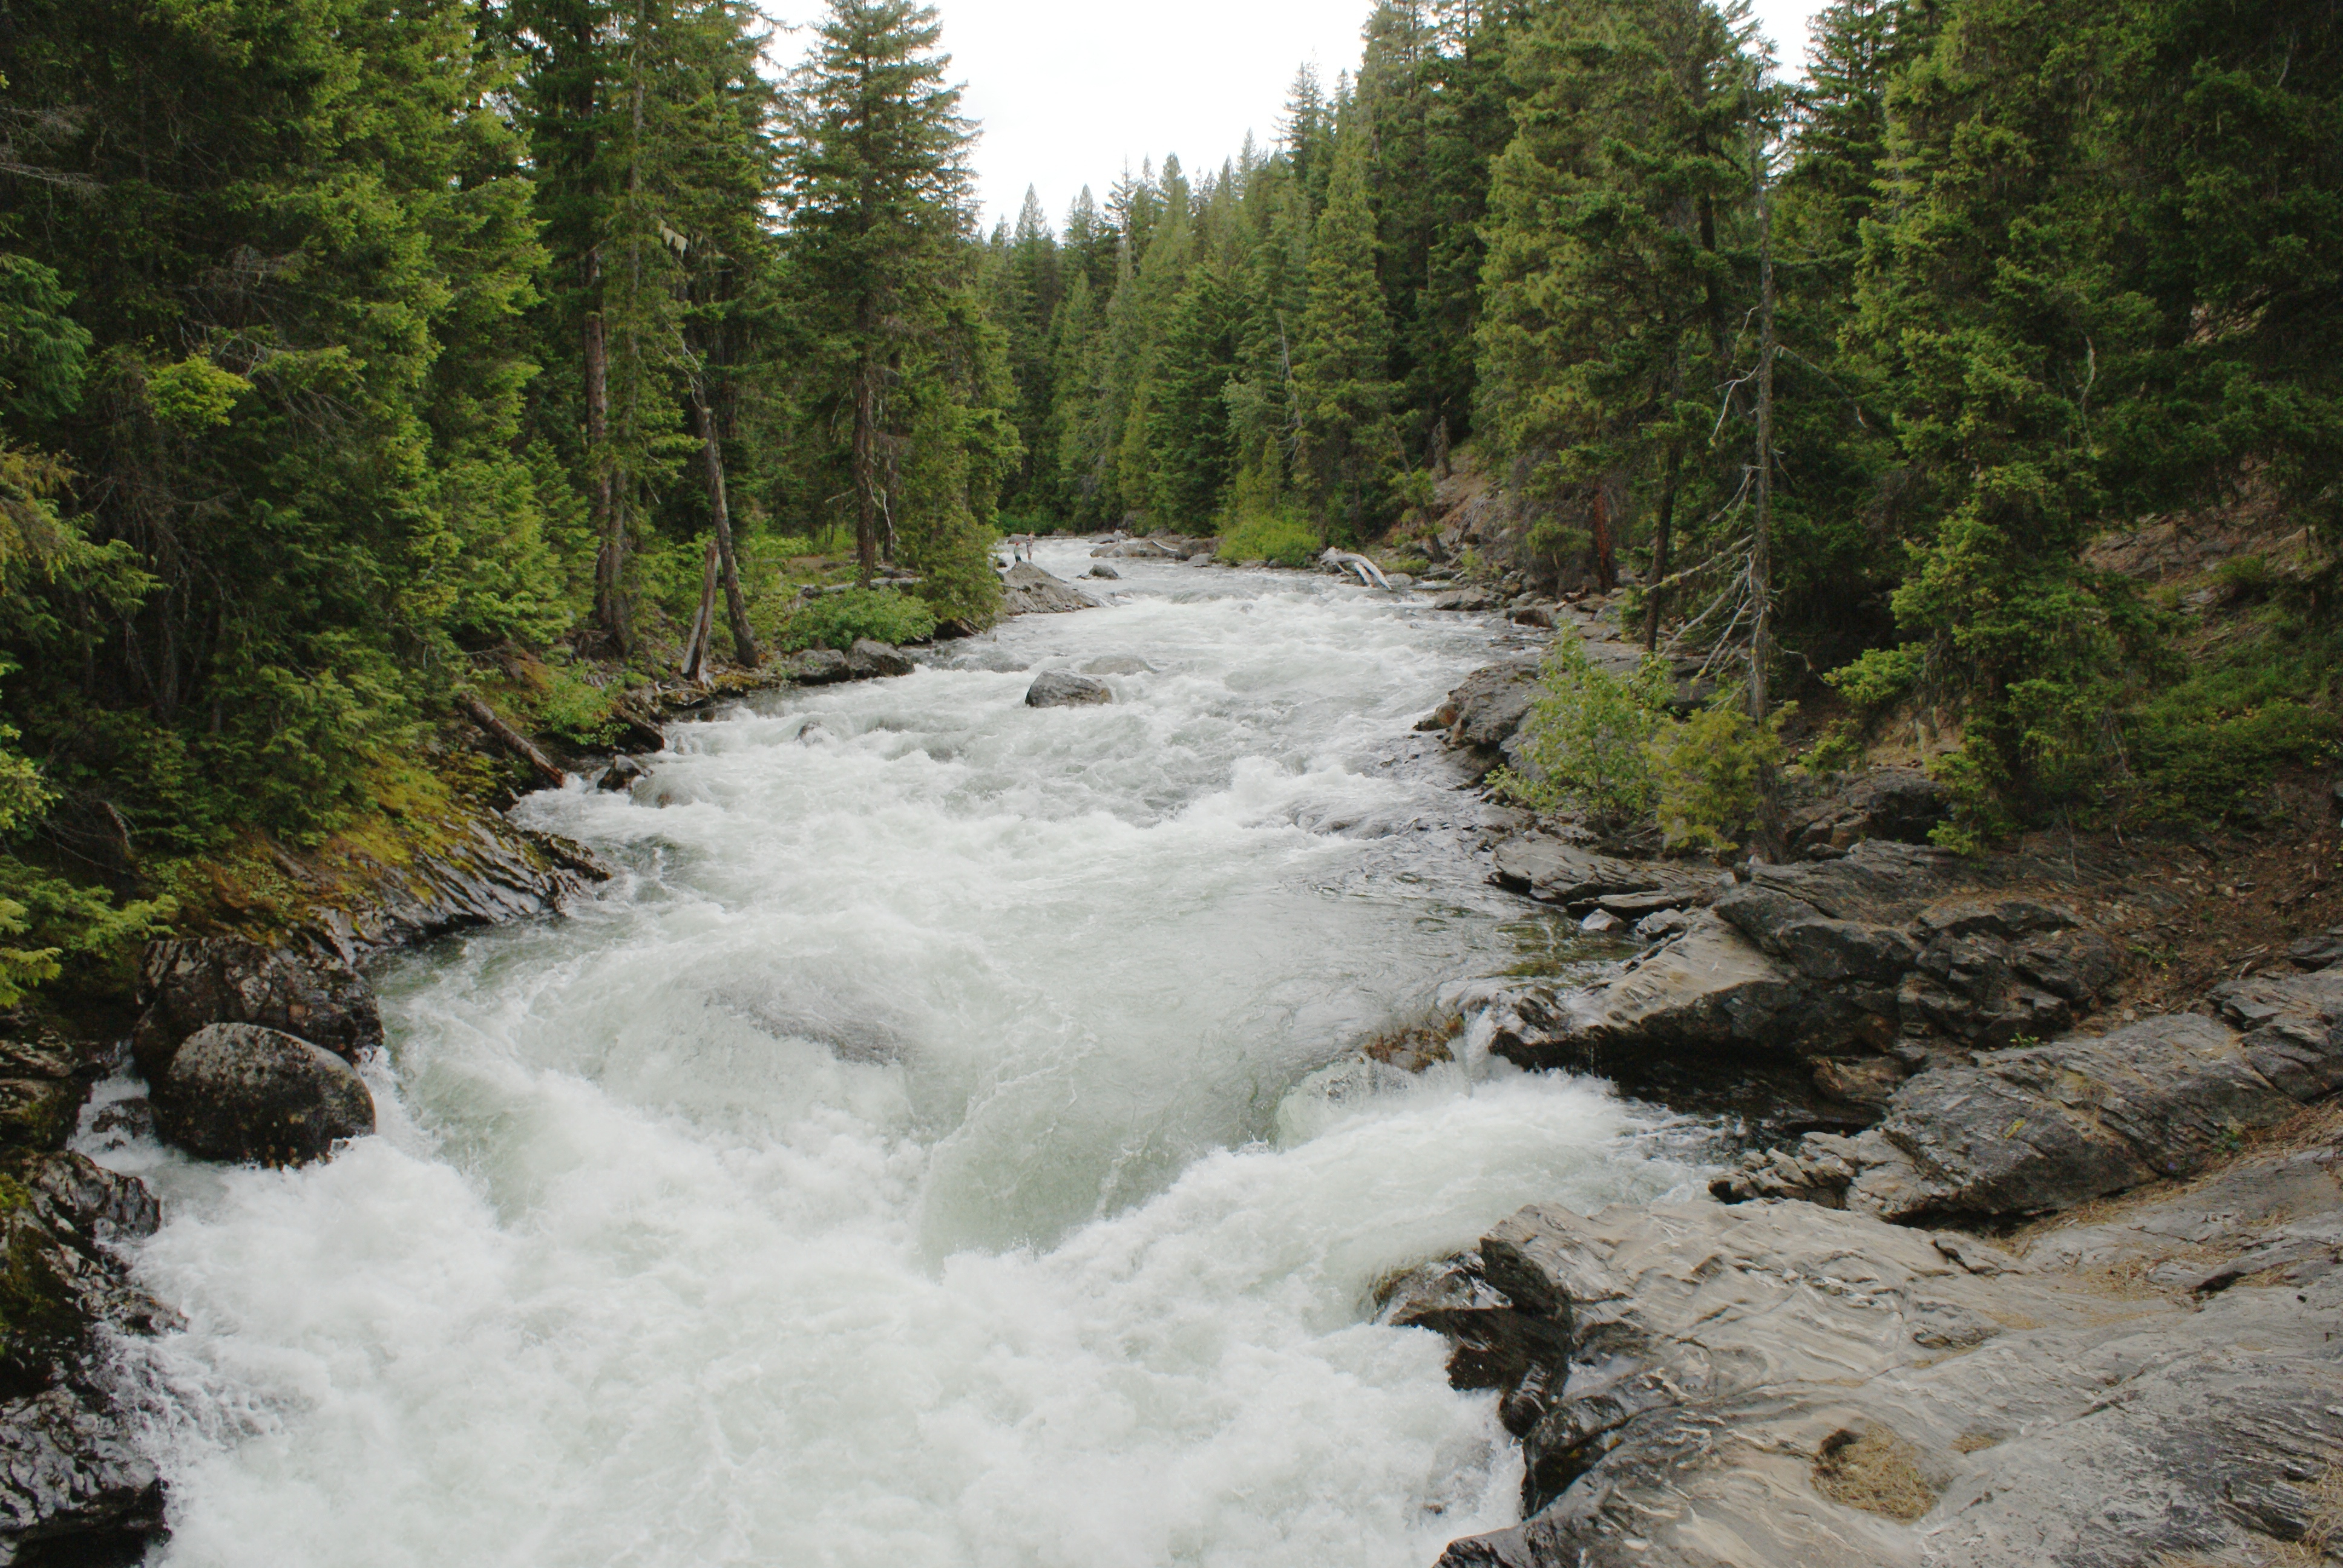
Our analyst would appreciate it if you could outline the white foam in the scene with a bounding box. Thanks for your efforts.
[102,547,1708,1567]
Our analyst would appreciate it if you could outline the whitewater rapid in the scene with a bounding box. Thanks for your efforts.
[92,543,1712,1568]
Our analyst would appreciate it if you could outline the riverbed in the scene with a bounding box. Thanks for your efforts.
[94,542,1713,1568]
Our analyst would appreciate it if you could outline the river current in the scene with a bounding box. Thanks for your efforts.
[91,542,1711,1568]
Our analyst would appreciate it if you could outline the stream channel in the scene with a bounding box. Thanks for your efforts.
[90,541,1715,1568]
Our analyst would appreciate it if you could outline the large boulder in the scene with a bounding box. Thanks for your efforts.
[1422,662,1539,754]
[152,1023,375,1166]
[133,936,382,1085]
[1490,841,2132,1115]
[1424,1185,2343,1568]
[845,638,915,679]
[999,563,1099,615]
[779,647,853,684]
[1715,1005,2341,1221]
[1024,671,1113,708]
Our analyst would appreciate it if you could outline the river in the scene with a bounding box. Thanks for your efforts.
[91,541,1712,1568]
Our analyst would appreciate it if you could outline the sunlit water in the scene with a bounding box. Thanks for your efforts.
[90,543,1714,1568]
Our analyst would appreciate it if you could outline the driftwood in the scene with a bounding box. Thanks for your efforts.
[459,694,567,791]
[1320,549,1394,592]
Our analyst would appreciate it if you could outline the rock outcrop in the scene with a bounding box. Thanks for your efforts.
[1489,841,2130,1117]
[131,936,381,1085]
[298,812,608,960]
[999,563,1099,616]
[1715,951,2343,1221]
[1024,671,1113,708]
[1412,1150,2343,1568]
[0,1145,178,1564]
[152,1022,376,1166]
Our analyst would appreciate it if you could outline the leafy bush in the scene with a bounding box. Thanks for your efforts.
[1491,639,1674,825]
[1648,698,1791,851]
[1216,510,1320,567]
[764,534,818,559]
[778,587,937,652]
[530,662,618,750]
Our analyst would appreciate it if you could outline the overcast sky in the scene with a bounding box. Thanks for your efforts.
[763,1,1830,230]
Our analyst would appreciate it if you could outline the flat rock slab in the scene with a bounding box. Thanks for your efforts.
[1426,1181,2343,1568]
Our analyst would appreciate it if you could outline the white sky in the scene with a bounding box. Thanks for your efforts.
[763,1,1830,230]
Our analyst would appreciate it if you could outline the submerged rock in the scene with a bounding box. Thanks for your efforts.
[1024,671,1113,708]
[153,1022,375,1166]
[131,936,382,1085]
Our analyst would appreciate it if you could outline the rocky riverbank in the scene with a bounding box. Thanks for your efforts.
[1401,622,2343,1566]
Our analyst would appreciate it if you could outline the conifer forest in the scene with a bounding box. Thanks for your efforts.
[0,0,2338,999]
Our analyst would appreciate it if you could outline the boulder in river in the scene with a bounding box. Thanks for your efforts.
[846,638,916,679]
[1086,562,1121,580]
[153,1022,376,1166]
[133,936,382,1085]
[781,647,853,684]
[598,755,647,792]
[1000,563,1099,616]
[1024,671,1113,708]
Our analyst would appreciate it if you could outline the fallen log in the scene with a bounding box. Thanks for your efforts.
[458,694,567,791]
[1320,549,1394,592]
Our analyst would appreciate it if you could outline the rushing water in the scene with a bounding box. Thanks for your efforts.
[91,543,1712,1568]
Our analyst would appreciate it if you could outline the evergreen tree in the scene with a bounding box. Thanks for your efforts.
[787,0,980,586]
[1297,114,1395,543]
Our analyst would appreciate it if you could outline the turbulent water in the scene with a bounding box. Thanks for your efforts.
[90,543,1714,1568]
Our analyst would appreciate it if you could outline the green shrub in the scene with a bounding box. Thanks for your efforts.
[1491,639,1674,825]
[1648,697,1791,851]
[763,534,818,559]
[1217,510,1320,567]
[531,662,617,749]
[2212,553,2275,601]
[778,587,938,652]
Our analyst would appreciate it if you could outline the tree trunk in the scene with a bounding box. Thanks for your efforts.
[1645,443,1682,653]
[585,251,626,652]
[692,387,757,665]
[852,356,879,586]
[1750,125,1788,864]
[681,535,719,683]
[460,694,566,792]
[1588,485,1618,591]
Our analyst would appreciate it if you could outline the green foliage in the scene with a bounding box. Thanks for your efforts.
[1648,699,1791,851]
[778,587,937,652]
[145,356,252,430]
[1491,639,1674,825]
[1217,509,1320,568]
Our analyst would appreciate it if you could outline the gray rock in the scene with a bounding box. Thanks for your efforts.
[1578,909,1624,935]
[1081,655,1156,675]
[153,1022,376,1166]
[1085,562,1121,580]
[1487,840,1699,908]
[1430,586,1499,612]
[133,936,382,1085]
[2207,966,2343,1100]
[598,755,646,792]
[2286,925,2343,970]
[1024,671,1113,708]
[1724,1011,2317,1221]
[1492,912,1806,1075]
[1631,908,1692,941]
[999,563,1099,616]
[781,647,853,684]
[0,1387,165,1565]
[1427,1182,2343,1568]
[293,814,608,962]
[845,638,915,679]
[1785,768,1951,858]
[1426,662,1541,753]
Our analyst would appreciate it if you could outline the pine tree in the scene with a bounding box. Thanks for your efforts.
[788,0,978,584]
[1296,114,1395,543]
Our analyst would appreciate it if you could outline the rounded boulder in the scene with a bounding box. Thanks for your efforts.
[1025,671,1113,708]
[154,1023,376,1166]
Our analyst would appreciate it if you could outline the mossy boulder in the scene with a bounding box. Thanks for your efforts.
[153,1022,375,1166]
